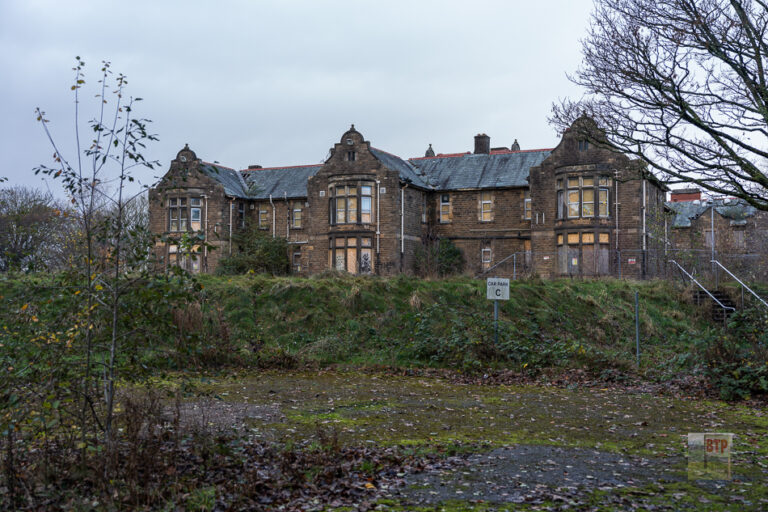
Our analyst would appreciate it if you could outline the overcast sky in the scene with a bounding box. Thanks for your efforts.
[1,0,594,194]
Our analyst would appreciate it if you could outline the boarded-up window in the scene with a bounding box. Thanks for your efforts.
[481,192,492,221]
[481,247,492,270]
[524,191,532,220]
[440,194,451,223]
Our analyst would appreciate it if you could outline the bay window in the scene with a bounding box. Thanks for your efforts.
[329,236,374,274]
[330,182,374,225]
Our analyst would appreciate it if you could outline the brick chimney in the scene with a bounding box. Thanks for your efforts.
[670,188,701,202]
[474,133,490,154]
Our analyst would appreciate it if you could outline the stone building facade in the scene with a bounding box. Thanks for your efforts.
[148,118,764,279]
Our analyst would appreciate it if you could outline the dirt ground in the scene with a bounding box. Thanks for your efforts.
[186,370,767,511]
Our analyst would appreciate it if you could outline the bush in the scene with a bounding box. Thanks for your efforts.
[695,306,768,400]
[217,226,289,275]
[413,238,465,277]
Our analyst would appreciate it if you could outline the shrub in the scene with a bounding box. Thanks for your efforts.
[217,226,289,275]
[413,238,465,277]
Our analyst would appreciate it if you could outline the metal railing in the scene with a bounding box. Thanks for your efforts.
[670,260,735,315]
[711,260,768,309]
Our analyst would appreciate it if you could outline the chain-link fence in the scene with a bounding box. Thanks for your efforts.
[479,249,768,286]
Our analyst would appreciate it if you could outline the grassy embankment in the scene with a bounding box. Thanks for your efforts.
[192,273,720,378]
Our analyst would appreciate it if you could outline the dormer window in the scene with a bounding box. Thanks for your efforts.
[578,140,589,151]
[346,151,356,161]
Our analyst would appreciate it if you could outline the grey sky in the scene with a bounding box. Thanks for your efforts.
[1,0,593,193]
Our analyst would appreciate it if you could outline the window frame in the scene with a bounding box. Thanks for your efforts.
[328,235,374,274]
[169,196,207,233]
[330,182,374,226]
[292,201,303,229]
[258,204,269,229]
[481,247,492,270]
[480,191,493,222]
[524,190,532,220]
[440,194,451,224]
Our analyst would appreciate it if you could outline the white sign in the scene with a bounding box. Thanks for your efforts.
[486,278,510,300]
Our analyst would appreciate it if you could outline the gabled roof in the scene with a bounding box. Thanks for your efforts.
[666,198,758,228]
[199,163,249,198]
[369,147,430,188]
[241,164,322,199]
[197,146,555,198]
[409,149,552,190]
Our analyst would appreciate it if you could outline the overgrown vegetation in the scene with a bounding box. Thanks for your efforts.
[216,225,290,275]
[3,271,768,509]
[413,238,465,277]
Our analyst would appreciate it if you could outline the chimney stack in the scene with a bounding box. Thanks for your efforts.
[474,133,490,154]
[248,164,263,170]
[670,188,701,202]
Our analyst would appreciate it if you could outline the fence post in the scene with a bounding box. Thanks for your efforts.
[635,290,640,367]
[513,253,517,281]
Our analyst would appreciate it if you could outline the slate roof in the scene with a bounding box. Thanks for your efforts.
[241,165,322,199]
[666,199,758,228]
[369,148,430,188]
[199,163,249,198]
[200,147,554,198]
[409,149,553,190]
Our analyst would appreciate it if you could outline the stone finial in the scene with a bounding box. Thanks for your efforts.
[425,143,435,157]
[511,139,520,151]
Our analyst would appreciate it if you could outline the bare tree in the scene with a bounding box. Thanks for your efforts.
[551,0,768,210]
[0,186,73,272]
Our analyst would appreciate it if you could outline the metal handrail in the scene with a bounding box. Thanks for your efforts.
[476,252,522,278]
[711,260,768,309]
[669,260,735,312]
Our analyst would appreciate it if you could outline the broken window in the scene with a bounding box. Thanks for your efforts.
[440,194,451,223]
[481,246,492,270]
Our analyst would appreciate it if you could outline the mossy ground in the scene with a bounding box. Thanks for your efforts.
[196,370,768,510]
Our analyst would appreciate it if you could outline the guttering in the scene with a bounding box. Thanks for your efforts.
[269,194,275,238]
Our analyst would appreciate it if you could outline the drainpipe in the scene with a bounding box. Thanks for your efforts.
[228,198,233,255]
[401,185,407,255]
[269,194,275,238]
[375,180,381,255]
[284,192,289,238]
[203,194,208,271]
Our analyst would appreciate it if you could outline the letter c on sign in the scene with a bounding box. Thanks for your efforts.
[496,289,501,297]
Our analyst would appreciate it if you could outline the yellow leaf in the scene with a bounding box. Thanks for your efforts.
[95,285,103,291]
[21,303,28,311]
[364,483,375,490]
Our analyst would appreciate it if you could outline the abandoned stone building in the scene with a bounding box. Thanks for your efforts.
[148,118,765,280]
